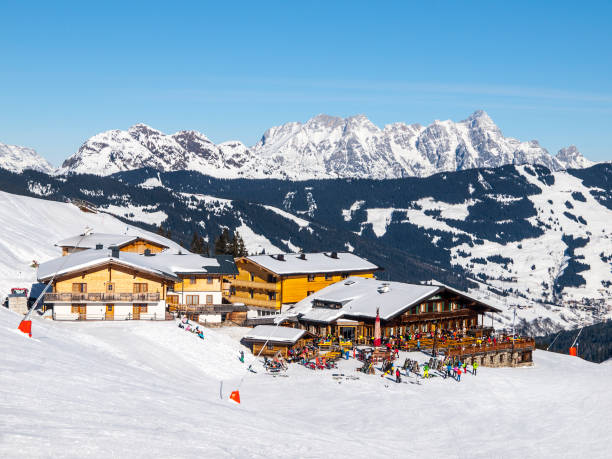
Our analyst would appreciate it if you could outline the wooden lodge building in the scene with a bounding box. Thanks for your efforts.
[229,252,380,318]
[38,236,240,322]
[283,277,499,340]
[279,277,534,366]
[55,233,169,256]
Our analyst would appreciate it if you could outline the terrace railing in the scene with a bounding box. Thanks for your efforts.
[44,292,161,302]
[230,279,278,290]
[52,312,159,321]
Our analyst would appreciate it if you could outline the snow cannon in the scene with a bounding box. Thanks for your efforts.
[18,319,32,338]
[569,347,577,356]
[229,390,241,404]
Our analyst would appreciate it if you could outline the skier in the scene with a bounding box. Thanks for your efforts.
[446,362,452,379]
[417,339,421,351]
[239,351,245,363]
[395,368,401,384]
[473,361,478,376]
[462,361,467,375]
[423,363,429,379]
[457,367,462,382]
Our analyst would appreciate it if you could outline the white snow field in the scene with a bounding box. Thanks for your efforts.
[0,191,184,298]
[1,308,610,458]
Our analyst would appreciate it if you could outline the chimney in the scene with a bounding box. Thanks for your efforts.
[299,253,306,260]
[277,254,285,261]
[331,251,338,259]
[95,244,103,250]
[110,246,120,258]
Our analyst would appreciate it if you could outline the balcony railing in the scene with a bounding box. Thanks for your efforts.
[227,295,278,309]
[53,312,160,321]
[44,292,161,302]
[168,304,249,314]
[230,279,278,290]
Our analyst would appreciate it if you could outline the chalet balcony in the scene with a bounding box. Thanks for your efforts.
[227,295,278,309]
[44,292,161,303]
[230,279,278,290]
[168,303,249,314]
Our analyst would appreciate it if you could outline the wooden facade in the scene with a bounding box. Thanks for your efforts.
[297,289,495,342]
[229,257,376,311]
[245,333,314,358]
[60,238,166,256]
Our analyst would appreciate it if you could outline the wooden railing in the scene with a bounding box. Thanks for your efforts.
[227,295,278,309]
[401,309,475,323]
[45,292,161,302]
[53,312,159,321]
[168,304,248,314]
[444,339,536,358]
[230,279,278,290]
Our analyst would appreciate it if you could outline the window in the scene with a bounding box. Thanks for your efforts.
[72,283,87,293]
[133,283,148,293]
[205,295,213,305]
[249,289,254,299]
[190,276,196,285]
[341,273,348,279]
[307,274,316,282]
[307,291,314,296]
[207,276,213,284]
[186,295,199,305]
[324,273,332,280]
[230,286,236,295]
[250,273,255,282]
[266,343,274,350]
[267,275,276,283]
[106,283,114,292]
[268,292,276,301]
[107,305,113,312]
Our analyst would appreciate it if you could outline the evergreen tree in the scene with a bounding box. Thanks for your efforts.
[233,231,247,257]
[190,230,206,254]
[214,228,230,254]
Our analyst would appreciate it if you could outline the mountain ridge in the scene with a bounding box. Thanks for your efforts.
[0,111,596,178]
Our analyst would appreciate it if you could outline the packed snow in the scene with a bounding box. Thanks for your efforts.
[1,308,610,458]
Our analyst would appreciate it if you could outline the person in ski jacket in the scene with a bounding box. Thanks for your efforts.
[239,351,245,363]
[417,340,421,351]
[423,363,429,379]
[446,363,452,378]
[462,362,467,374]
[457,368,461,382]
[396,368,401,383]
[473,361,478,375]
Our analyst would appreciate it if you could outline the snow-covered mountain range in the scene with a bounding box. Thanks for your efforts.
[52,111,594,178]
[0,141,55,174]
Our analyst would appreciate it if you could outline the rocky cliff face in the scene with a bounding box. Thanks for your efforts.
[57,111,594,179]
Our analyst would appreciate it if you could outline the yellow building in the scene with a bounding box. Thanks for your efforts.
[228,251,380,317]
[39,246,239,322]
[55,233,168,256]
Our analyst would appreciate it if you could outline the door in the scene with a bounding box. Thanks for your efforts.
[340,327,355,341]
[105,304,114,320]
[132,304,147,320]
[72,304,86,320]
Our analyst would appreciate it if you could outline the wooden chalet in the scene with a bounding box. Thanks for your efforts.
[229,252,380,317]
[55,233,169,256]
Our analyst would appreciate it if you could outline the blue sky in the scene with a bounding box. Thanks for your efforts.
[1,1,611,165]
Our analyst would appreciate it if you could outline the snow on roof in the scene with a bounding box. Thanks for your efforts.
[282,277,440,323]
[37,248,179,281]
[37,248,238,281]
[246,252,378,275]
[242,325,307,344]
[55,232,169,250]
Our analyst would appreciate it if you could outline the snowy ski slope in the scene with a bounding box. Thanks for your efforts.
[0,307,611,458]
[0,191,183,298]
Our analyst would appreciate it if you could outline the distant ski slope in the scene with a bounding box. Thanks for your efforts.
[0,190,183,298]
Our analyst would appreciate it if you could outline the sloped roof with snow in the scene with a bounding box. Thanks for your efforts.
[280,277,500,324]
[245,252,379,275]
[242,325,309,344]
[37,249,237,281]
[55,232,169,250]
